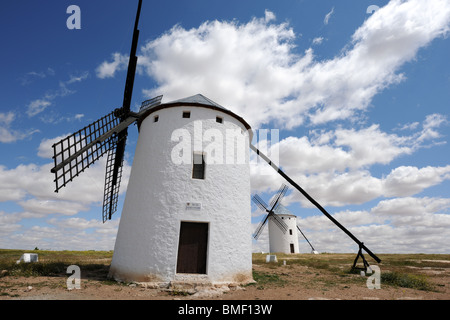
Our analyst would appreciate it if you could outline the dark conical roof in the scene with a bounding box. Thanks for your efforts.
[137,93,251,131]
[164,94,227,111]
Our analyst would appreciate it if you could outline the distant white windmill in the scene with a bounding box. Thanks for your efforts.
[253,184,318,254]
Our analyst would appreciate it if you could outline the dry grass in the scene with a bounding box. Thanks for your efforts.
[252,252,450,291]
[1,249,449,299]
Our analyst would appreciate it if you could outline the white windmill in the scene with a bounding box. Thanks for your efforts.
[108,93,254,285]
[269,205,300,254]
[252,184,318,254]
[52,91,254,286]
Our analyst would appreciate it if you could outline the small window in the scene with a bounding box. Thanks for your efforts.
[183,111,191,118]
[192,153,205,180]
[216,116,223,124]
[289,229,293,235]
[154,115,159,122]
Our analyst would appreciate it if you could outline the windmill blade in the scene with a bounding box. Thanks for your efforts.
[50,112,139,193]
[269,184,288,211]
[253,213,270,240]
[297,225,316,252]
[102,130,127,222]
[269,213,288,233]
[252,194,269,212]
[121,0,143,116]
[51,0,144,194]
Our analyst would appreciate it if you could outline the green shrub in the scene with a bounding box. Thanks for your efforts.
[381,272,432,291]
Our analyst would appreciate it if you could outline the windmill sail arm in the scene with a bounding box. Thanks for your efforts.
[250,143,381,264]
[270,213,288,233]
[297,225,316,251]
[51,114,138,174]
[50,113,139,192]
[253,214,270,239]
[102,132,126,222]
[121,0,142,115]
[252,194,269,212]
[269,184,288,210]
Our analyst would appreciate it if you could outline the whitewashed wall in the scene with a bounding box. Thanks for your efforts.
[109,105,253,285]
[268,214,299,254]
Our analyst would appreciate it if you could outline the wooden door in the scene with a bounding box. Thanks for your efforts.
[176,222,208,274]
[290,243,295,253]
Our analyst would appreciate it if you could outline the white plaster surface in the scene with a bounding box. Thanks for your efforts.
[109,105,253,285]
[268,214,299,254]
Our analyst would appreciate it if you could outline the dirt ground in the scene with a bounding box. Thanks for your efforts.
[1,253,449,301]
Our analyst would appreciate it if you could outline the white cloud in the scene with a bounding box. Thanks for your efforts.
[120,1,450,129]
[67,71,89,84]
[4,217,118,251]
[0,136,132,219]
[20,67,55,86]
[26,86,72,117]
[384,166,450,197]
[312,37,324,45]
[418,113,448,142]
[269,114,446,174]
[323,7,334,25]
[0,211,22,236]
[256,163,450,208]
[27,99,52,117]
[0,133,131,249]
[0,111,39,143]
[48,217,117,231]
[250,114,450,207]
[385,196,449,212]
[295,196,450,253]
[264,9,276,23]
[37,134,69,159]
[96,52,129,79]
[19,199,90,218]
[26,72,89,117]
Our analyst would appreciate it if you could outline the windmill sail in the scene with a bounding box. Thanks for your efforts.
[253,213,271,240]
[50,110,121,192]
[252,194,269,213]
[50,1,155,223]
[102,134,124,222]
[252,184,289,240]
[269,184,288,209]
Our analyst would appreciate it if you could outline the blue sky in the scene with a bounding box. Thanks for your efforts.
[0,0,449,255]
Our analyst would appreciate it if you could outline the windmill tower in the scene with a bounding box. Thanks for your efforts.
[108,94,254,285]
[269,206,299,254]
[252,184,290,252]
[253,184,318,254]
